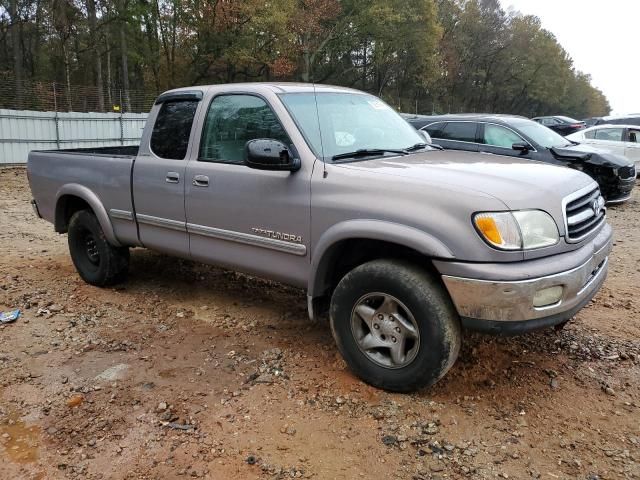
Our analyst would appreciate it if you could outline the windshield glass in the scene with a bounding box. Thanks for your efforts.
[279,92,424,161]
[511,119,573,148]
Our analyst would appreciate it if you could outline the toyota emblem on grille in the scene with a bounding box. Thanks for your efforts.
[592,196,604,216]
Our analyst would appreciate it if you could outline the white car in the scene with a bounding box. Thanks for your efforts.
[567,125,640,174]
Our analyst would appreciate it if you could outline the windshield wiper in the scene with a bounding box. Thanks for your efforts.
[331,148,409,162]
[405,143,428,151]
[405,142,444,152]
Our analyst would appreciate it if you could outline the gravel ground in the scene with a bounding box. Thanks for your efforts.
[1,166,639,480]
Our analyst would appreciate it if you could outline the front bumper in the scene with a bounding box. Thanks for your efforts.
[438,226,612,335]
[601,176,634,204]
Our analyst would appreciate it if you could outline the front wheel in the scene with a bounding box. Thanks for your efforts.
[330,259,461,392]
[68,210,129,286]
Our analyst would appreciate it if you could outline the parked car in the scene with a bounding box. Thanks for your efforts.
[531,116,586,135]
[567,125,640,175]
[583,117,603,127]
[589,115,640,127]
[29,84,612,392]
[404,113,635,203]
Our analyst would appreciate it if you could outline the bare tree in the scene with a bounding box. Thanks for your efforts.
[86,0,105,111]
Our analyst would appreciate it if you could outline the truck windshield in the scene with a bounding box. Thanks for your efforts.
[279,92,425,161]
[511,119,573,149]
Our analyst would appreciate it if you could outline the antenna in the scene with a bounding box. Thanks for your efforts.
[312,82,328,178]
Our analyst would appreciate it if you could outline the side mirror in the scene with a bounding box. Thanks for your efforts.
[244,139,301,172]
[512,142,530,153]
[418,130,432,144]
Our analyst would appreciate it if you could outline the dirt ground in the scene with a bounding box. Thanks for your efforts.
[1,166,639,480]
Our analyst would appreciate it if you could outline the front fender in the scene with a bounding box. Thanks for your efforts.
[309,219,454,296]
[55,184,121,247]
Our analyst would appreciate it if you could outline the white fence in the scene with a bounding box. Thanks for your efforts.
[0,109,149,164]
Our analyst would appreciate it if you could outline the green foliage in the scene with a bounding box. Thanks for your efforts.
[0,0,610,116]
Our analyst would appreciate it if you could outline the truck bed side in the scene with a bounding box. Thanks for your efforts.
[27,148,140,247]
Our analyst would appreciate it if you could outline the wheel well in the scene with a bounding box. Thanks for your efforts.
[315,238,437,300]
[55,195,92,233]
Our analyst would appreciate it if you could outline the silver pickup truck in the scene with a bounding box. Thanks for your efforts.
[28,83,612,392]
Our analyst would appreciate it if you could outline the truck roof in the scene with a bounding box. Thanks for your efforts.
[163,82,364,95]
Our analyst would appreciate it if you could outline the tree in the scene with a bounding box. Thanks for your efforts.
[0,0,611,116]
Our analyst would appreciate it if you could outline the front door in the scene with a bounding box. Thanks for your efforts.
[625,128,640,169]
[184,93,312,287]
[132,96,201,257]
[478,123,535,159]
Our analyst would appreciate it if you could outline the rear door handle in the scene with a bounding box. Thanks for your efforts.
[166,172,180,184]
[193,175,209,187]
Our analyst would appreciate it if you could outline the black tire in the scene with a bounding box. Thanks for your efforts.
[330,259,461,392]
[67,210,129,286]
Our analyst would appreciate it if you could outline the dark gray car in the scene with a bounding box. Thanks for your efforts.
[404,113,636,203]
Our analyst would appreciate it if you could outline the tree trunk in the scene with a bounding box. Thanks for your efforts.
[86,0,104,111]
[63,42,72,111]
[120,22,131,111]
[300,32,311,82]
[105,35,113,109]
[8,0,24,108]
[143,10,161,94]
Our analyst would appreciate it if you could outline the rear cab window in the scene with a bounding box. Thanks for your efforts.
[150,100,199,160]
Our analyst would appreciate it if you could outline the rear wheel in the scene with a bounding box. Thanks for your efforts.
[68,210,129,286]
[330,259,461,392]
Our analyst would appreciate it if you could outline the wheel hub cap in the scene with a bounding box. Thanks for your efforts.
[350,292,420,369]
[85,235,99,264]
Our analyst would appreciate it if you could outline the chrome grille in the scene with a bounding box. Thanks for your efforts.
[564,185,605,242]
[618,165,636,179]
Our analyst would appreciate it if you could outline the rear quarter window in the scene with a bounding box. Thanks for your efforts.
[424,122,446,138]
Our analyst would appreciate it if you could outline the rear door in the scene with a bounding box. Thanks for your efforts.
[624,128,640,169]
[592,127,626,156]
[132,93,201,256]
[427,121,479,152]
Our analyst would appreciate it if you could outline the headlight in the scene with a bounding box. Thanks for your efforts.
[474,210,559,250]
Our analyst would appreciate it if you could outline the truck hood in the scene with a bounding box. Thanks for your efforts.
[334,149,595,211]
[552,143,632,168]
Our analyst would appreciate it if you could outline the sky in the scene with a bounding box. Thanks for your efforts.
[500,0,640,116]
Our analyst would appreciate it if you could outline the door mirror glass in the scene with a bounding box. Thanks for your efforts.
[245,139,300,171]
[512,142,530,152]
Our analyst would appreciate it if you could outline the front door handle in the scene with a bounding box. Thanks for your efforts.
[193,175,209,187]
[166,172,180,184]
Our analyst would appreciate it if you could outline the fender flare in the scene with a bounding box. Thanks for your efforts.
[55,183,122,247]
[308,219,454,297]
